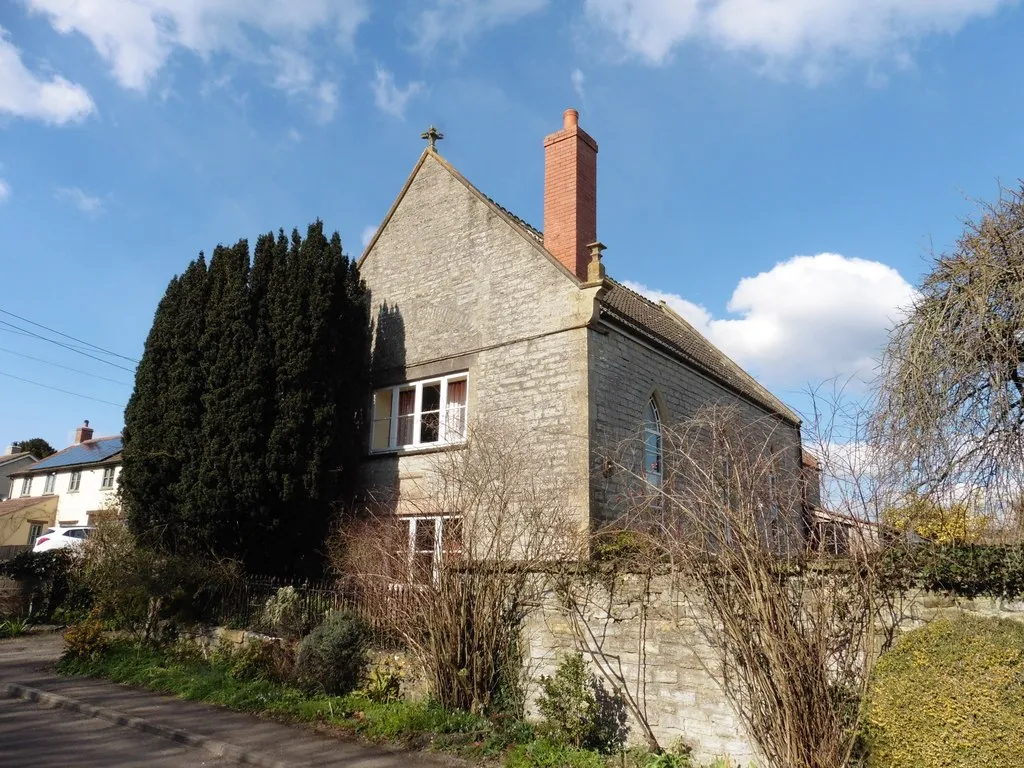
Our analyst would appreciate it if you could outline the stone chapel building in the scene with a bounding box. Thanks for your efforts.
[358,109,805,567]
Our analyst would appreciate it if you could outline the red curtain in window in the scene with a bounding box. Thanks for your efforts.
[446,379,467,440]
[397,389,416,445]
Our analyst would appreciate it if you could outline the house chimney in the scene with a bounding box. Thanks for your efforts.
[544,108,598,280]
[4,443,19,456]
[74,420,94,444]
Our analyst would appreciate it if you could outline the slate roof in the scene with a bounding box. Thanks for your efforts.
[18,436,123,474]
[0,452,34,470]
[599,280,800,423]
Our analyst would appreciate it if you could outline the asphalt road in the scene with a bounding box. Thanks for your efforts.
[0,696,226,767]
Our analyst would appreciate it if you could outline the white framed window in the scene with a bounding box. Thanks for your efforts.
[20,477,32,497]
[43,473,56,495]
[27,522,44,544]
[68,471,82,492]
[372,373,468,452]
[101,467,116,489]
[643,398,662,488]
[402,515,463,584]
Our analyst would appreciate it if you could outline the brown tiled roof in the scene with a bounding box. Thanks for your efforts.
[599,279,800,424]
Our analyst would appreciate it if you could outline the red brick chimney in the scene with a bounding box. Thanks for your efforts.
[544,108,598,280]
[74,420,94,444]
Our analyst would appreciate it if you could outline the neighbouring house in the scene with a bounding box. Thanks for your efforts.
[7,421,123,528]
[0,443,37,501]
[0,496,59,549]
[0,444,53,549]
[359,108,807,571]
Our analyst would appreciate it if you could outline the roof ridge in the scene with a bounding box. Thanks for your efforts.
[483,194,543,241]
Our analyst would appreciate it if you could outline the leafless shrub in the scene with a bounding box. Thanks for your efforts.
[598,403,907,768]
[335,421,583,715]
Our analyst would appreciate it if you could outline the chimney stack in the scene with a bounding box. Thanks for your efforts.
[74,420,94,444]
[4,443,19,456]
[544,108,598,280]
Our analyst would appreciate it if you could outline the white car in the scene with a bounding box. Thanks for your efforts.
[32,526,93,552]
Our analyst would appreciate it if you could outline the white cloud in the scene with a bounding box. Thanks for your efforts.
[361,224,378,248]
[55,186,104,215]
[0,178,10,202]
[584,0,1012,78]
[624,253,917,386]
[372,67,425,119]
[413,0,547,53]
[269,47,339,122]
[25,0,369,114]
[571,68,586,103]
[0,27,95,125]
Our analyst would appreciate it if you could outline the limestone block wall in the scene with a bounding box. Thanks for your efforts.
[358,152,594,534]
[523,572,758,766]
[587,322,804,537]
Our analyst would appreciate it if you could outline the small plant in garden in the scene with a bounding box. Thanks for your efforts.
[505,737,606,768]
[295,611,368,695]
[360,657,403,703]
[0,617,32,638]
[536,651,627,753]
[261,586,303,637]
[63,618,109,661]
[216,639,294,683]
[644,752,693,768]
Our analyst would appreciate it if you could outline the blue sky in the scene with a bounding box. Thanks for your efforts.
[1,0,1022,448]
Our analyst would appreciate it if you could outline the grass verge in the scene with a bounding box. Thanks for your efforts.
[56,640,612,766]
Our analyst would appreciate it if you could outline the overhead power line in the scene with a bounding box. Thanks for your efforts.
[0,370,125,408]
[0,320,136,373]
[0,346,133,386]
[0,307,139,364]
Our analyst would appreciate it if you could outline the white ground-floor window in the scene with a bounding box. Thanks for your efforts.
[401,515,462,583]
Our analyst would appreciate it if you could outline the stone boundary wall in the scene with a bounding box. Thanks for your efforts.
[523,573,756,765]
[522,574,1024,767]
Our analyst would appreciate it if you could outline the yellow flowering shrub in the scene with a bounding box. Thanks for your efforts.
[865,615,1024,767]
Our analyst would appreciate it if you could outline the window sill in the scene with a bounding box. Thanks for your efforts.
[367,441,467,459]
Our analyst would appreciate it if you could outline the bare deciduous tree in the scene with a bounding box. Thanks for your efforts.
[336,421,582,715]
[873,182,1024,527]
[599,405,906,768]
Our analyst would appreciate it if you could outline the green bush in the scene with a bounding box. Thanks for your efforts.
[63,618,110,661]
[865,615,1024,767]
[215,639,294,683]
[535,651,627,753]
[295,611,368,695]
[0,549,84,619]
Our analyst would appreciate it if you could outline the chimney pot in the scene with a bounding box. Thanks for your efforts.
[564,108,579,130]
[74,421,94,444]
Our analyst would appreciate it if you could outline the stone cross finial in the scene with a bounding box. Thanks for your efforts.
[586,241,607,283]
[421,125,444,151]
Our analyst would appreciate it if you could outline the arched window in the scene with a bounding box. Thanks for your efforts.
[643,397,663,487]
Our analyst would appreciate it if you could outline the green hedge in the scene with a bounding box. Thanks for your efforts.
[865,615,1024,767]
[886,545,1024,599]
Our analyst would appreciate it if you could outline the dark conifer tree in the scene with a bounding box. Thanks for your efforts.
[123,256,209,553]
[121,224,368,576]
